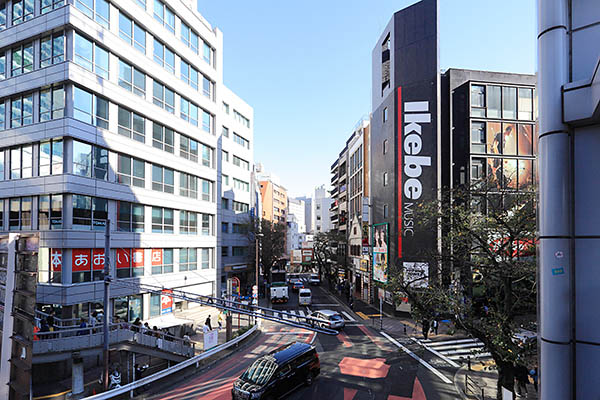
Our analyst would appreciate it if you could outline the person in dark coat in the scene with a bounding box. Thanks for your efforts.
[515,364,529,397]
[205,316,212,331]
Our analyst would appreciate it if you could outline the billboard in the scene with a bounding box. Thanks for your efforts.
[373,223,389,283]
[291,250,302,264]
[394,0,439,269]
[301,249,313,264]
[161,289,173,314]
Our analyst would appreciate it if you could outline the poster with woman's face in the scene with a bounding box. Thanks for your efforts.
[373,224,388,283]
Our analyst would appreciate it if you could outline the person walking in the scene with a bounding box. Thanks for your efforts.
[432,320,439,335]
[515,363,529,397]
[205,315,212,331]
[218,312,224,330]
[77,318,88,336]
[90,311,98,333]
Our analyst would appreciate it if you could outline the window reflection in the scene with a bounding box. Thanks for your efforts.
[518,124,533,156]
[486,122,501,154]
[503,159,517,189]
[502,123,516,155]
[518,159,533,190]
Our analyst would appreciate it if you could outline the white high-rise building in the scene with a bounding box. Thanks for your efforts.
[312,185,332,233]
[0,0,253,390]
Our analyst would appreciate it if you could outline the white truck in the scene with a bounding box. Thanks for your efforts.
[270,270,288,303]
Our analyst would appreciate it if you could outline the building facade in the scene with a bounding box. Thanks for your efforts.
[258,177,287,225]
[369,0,536,312]
[218,86,254,294]
[312,185,332,234]
[0,0,252,394]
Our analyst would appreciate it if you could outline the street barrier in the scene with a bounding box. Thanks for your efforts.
[80,324,258,399]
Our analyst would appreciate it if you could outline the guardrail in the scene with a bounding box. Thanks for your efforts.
[465,374,485,400]
[81,324,258,399]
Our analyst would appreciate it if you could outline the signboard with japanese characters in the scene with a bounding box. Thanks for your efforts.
[72,249,91,271]
[50,249,62,272]
[151,249,163,267]
[161,289,173,314]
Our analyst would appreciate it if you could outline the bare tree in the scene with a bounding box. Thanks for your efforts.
[243,217,286,283]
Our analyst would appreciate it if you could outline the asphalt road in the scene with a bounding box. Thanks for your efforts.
[144,274,462,400]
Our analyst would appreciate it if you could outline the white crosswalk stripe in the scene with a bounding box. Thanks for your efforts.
[272,309,356,322]
[418,337,490,362]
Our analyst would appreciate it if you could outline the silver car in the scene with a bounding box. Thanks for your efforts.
[308,274,320,285]
[310,309,345,330]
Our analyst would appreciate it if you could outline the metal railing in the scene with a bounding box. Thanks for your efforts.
[81,324,258,400]
[465,374,485,400]
[34,322,195,357]
[110,280,339,335]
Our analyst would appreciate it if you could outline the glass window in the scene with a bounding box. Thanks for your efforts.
[487,158,502,190]
[234,178,249,192]
[0,52,5,80]
[0,2,5,30]
[38,194,62,229]
[179,211,197,235]
[502,123,517,155]
[12,0,33,25]
[222,126,229,138]
[179,173,198,198]
[487,85,501,118]
[39,138,63,176]
[181,22,199,53]
[203,41,213,66]
[10,94,32,128]
[117,201,144,232]
[152,207,173,233]
[118,107,145,142]
[92,197,108,230]
[471,122,486,153]
[232,247,245,257]
[73,87,109,129]
[119,59,145,97]
[471,85,485,117]
[117,154,145,187]
[503,159,518,189]
[180,97,199,126]
[502,87,517,120]
[221,198,228,209]
[133,23,146,53]
[39,85,65,121]
[153,39,174,73]
[233,201,249,213]
[202,76,213,99]
[222,174,229,186]
[74,33,109,79]
[10,145,32,179]
[153,0,174,33]
[72,194,92,229]
[233,133,250,149]
[201,179,211,201]
[119,12,133,44]
[518,159,533,191]
[486,122,502,154]
[152,164,174,193]
[75,0,109,28]
[150,293,160,316]
[518,124,533,156]
[180,135,198,162]
[518,88,533,120]
[72,140,91,177]
[180,60,200,91]
[11,42,33,76]
[221,222,228,233]
[471,158,484,181]
[233,155,249,170]
[40,32,64,67]
[152,81,175,113]
[152,123,174,153]
[201,248,210,269]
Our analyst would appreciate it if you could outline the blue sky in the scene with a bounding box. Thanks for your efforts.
[198,0,536,198]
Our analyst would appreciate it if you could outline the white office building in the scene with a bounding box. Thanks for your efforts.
[0,0,252,360]
[312,185,332,233]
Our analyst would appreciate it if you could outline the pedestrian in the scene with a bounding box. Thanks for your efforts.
[143,322,152,335]
[529,367,538,392]
[77,318,88,336]
[132,317,142,332]
[432,320,439,335]
[218,312,224,330]
[515,363,529,397]
[47,311,55,332]
[422,319,430,340]
[90,311,98,333]
[205,315,212,331]
[39,318,50,338]
[153,326,160,338]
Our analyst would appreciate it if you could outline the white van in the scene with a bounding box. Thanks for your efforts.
[298,288,312,306]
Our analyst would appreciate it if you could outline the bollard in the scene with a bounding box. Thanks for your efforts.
[481,387,485,399]
[467,356,471,371]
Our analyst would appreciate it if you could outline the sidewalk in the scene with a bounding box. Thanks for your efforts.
[455,363,538,400]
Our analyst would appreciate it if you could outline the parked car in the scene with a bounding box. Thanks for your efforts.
[308,274,320,286]
[232,342,320,400]
[309,310,345,331]
[291,280,304,292]
[298,288,312,306]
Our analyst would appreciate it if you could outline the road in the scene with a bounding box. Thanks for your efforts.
[145,275,462,400]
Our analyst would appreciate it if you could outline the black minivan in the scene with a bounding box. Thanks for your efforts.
[232,342,320,399]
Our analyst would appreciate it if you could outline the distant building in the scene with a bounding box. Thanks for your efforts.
[312,185,332,234]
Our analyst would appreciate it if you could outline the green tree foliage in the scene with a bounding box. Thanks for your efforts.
[386,184,537,399]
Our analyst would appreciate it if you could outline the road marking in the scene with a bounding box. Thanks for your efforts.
[337,331,353,348]
[356,311,370,320]
[265,331,313,335]
[357,325,391,352]
[380,332,452,384]
[312,304,340,307]
[410,337,460,368]
[298,310,305,318]
[341,311,356,322]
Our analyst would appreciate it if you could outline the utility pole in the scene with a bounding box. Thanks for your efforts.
[103,221,111,391]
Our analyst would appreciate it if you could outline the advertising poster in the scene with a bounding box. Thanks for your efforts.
[291,250,302,264]
[161,289,173,314]
[373,223,389,283]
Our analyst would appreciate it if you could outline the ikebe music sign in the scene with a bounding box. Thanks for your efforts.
[372,223,389,283]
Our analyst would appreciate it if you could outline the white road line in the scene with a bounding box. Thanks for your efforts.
[265,332,312,335]
[425,338,480,346]
[341,311,356,322]
[298,310,305,318]
[410,337,460,368]
[380,332,452,384]
[274,312,280,319]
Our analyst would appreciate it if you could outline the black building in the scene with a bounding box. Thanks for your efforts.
[369,0,536,312]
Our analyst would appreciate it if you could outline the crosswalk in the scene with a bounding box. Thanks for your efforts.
[418,337,491,363]
[269,309,356,323]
